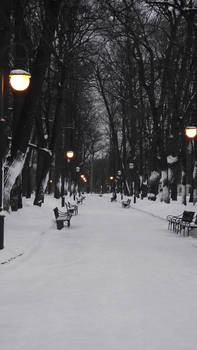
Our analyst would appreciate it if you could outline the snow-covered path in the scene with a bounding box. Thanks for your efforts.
[1,194,197,350]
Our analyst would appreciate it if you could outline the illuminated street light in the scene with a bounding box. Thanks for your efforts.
[184,126,197,205]
[80,174,87,182]
[185,126,197,139]
[65,150,75,160]
[9,69,31,91]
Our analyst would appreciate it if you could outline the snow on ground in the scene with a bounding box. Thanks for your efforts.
[0,193,197,350]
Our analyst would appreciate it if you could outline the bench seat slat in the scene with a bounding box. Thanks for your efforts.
[56,216,71,221]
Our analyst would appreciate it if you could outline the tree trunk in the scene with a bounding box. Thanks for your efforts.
[4,151,26,210]
[161,170,170,204]
[10,174,22,211]
[33,151,51,206]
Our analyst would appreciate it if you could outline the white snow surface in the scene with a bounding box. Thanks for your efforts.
[1,193,197,350]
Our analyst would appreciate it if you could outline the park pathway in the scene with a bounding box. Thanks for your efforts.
[1,194,197,350]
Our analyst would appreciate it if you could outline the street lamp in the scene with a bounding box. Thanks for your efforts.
[185,126,197,139]
[62,150,75,203]
[9,69,31,91]
[185,126,197,204]
[0,68,31,250]
[117,170,123,199]
[80,174,87,193]
[65,150,75,161]
[109,175,116,197]
[80,174,87,182]
[129,162,136,203]
[75,166,80,197]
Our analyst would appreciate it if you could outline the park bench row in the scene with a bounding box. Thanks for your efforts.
[167,210,197,236]
[53,195,86,230]
[76,195,86,205]
[110,194,197,236]
[111,193,131,208]
[110,193,131,208]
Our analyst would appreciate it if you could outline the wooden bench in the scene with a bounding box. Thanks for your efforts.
[167,211,195,235]
[76,195,86,205]
[121,198,131,208]
[53,207,72,230]
[67,201,78,215]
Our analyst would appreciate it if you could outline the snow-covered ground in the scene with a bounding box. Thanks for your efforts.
[0,193,197,349]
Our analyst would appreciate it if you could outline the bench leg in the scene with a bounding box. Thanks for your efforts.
[57,220,63,230]
[185,223,190,236]
[67,220,70,227]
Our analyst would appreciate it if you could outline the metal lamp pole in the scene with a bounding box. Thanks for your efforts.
[185,126,197,205]
[0,69,31,250]
[117,170,123,199]
[76,166,80,198]
[129,162,136,203]
[64,150,74,197]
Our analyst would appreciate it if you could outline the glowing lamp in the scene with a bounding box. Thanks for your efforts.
[185,126,197,139]
[80,174,87,182]
[9,69,31,91]
[65,150,74,159]
[110,176,114,180]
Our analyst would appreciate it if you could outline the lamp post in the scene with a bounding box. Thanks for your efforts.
[76,166,80,198]
[80,174,87,193]
[129,162,136,203]
[117,170,123,199]
[63,150,75,202]
[0,69,31,250]
[109,175,114,193]
[129,162,134,194]
[185,126,197,140]
[185,126,197,204]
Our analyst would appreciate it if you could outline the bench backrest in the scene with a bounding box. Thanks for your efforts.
[182,211,195,222]
[68,202,75,208]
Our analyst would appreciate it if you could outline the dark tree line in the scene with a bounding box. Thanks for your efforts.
[0,0,197,211]
[0,0,101,210]
[93,0,197,204]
